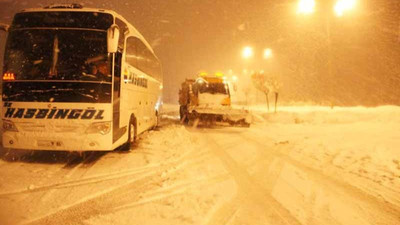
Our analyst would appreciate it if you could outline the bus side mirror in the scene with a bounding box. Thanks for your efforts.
[107,24,120,53]
[0,23,9,32]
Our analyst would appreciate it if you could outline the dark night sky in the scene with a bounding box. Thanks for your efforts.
[1,0,400,105]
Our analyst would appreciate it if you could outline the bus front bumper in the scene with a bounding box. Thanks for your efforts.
[2,131,113,151]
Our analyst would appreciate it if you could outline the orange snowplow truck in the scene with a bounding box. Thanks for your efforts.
[179,75,251,126]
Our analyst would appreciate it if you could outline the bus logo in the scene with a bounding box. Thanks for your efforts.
[3,107,105,120]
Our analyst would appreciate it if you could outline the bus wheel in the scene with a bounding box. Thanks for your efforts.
[122,117,136,151]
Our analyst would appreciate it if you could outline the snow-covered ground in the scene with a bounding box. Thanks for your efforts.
[249,105,400,207]
[0,104,399,225]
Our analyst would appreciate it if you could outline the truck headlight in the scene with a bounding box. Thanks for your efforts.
[3,120,18,132]
[86,121,111,135]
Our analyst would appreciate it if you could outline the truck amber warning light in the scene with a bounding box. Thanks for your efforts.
[3,73,15,81]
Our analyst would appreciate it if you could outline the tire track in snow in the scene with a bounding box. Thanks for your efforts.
[203,132,301,225]
[39,152,110,204]
[205,197,240,225]
[112,173,231,213]
[22,152,105,211]
[0,147,208,198]
[22,148,215,225]
[0,152,96,197]
[238,130,400,225]
[244,127,400,205]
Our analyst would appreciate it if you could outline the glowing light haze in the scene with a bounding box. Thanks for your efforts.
[242,46,254,59]
[297,0,316,15]
[334,0,357,17]
[263,48,273,59]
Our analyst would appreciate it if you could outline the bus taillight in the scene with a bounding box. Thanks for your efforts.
[3,72,15,81]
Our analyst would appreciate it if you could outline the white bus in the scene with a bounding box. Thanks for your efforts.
[1,4,163,151]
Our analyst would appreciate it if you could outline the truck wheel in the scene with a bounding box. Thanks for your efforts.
[180,105,189,124]
[240,119,250,127]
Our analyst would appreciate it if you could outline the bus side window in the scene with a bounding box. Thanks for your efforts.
[136,39,147,74]
[129,37,162,82]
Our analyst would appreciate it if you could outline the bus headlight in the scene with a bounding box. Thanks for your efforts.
[3,120,18,132]
[86,121,111,135]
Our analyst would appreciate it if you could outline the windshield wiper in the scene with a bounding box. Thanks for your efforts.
[49,34,59,77]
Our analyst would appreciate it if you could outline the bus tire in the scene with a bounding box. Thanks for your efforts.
[122,116,137,151]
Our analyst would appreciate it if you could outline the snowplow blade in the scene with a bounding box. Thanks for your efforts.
[187,106,252,127]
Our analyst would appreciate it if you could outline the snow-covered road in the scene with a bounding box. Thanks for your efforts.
[0,105,399,225]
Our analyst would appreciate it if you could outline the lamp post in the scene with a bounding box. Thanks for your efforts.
[242,46,254,59]
[263,48,273,59]
[334,0,357,17]
[297,0,316,15]
[297,0,356,16]
[297,0,357,106]
[241,46,254,105]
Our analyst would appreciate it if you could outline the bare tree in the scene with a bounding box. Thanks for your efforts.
[251,72,270,111]
[269,78,282,113]
[242,86,251,106]
[251,72,281,112]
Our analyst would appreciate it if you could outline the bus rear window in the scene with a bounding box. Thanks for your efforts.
[11,12,113,30]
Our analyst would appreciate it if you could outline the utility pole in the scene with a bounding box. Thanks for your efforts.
[326,12,334,107]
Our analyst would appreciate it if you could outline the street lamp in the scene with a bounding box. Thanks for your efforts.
[297,0,315,15]
[263,48,273,59]
[296,0,357,106]
[242,46,254,59]
[334,0,357,17]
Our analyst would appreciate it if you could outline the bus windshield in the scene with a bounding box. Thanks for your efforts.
[4,29,111,82]
[2,29,113,103]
